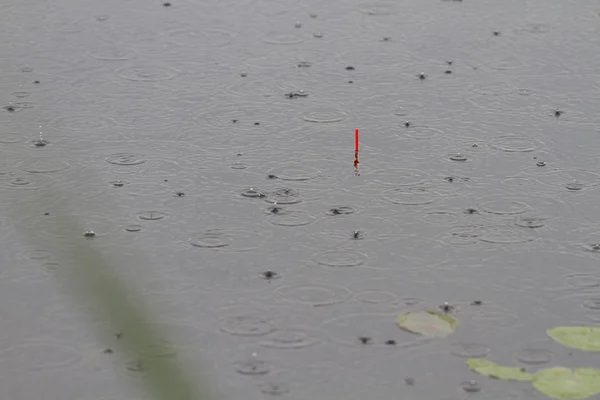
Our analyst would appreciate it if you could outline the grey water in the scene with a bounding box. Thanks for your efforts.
[1,0,600,399]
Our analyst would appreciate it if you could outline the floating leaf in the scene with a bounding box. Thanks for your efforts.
[467,359,533,382]
[396,311,457,338]
[533,367,600,399]
[547,326,600,352]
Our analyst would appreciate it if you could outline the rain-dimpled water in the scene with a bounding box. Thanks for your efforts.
[1,0,600,399]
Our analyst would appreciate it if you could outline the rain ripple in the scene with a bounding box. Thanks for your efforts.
[479,225,538,244]
[263,187,303,205]
[261,31,305,45]
[266,164,323,181]
[536,169,600,191]
[17,158,71,174]
[215,305,291,337]
[364,168,431,187]
[114,181,171,197]
[259,328,325,349]
[566,274,600,290]
[514,347,554,365]
[312,250,368,268]
[115,65,179,82]
[450,343,491,358]
[88,44,137,61]
[274,282,352,307]
[0,340,83,372]
[549,292,600,324]
[300,215,401,249]
[48,114,117,132]
[468,81,516,96]
[266,209,317,227]
[300,109,349,123]
[458,301,520,330]
[489,135,545,152]
[103,151,194,178]
[381,185,442,206]
[1,173,56,192]
[477,192,571,217]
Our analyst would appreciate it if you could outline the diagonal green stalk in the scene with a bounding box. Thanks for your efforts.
[14,195,214,400]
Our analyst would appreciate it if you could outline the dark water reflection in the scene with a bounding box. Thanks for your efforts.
[2,0,600,398]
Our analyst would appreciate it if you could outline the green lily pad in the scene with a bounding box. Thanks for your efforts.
[467,359,533,381]
[533,367,600,399]
[547,326,600,352]
[396,311,457,338]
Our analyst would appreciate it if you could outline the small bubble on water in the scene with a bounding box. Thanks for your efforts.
[440,302,455,313]
[84,230,96,238]
[566,180,584,191]
[260,270,278,280]
[294,21,302,28]
[268,205,283,214]
[4,102,15,112]
[585,243,600,252]
[313,32,323,38]
[446,60,453,65]
[460,380,481,393]
[240,71,248,77]
[112,180,125,187]
[358,336,372,345]
[536,160,546,167]
[351,230,363,240]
